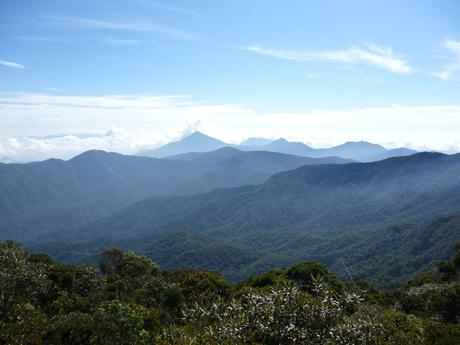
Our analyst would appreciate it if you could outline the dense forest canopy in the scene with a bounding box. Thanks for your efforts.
[1,240,459,344]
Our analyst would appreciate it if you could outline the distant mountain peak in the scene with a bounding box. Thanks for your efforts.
[70,149,110,160]
[137,131,228,158]
[135,132,419,161]
[240,137,274,146]
[187,130,206,138]
[341,141,385,148]
[181,131,223,143]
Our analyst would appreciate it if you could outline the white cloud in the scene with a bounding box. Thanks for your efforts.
[0,128,156,162]
[0,92,459,162]
[43,15,198,41]
[245,44,413,74]
[432,39,460,80]
[0,59,25,69]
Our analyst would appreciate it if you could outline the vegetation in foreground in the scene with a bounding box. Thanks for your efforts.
[1,241,459,344]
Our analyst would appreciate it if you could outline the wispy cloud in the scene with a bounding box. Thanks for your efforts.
[15,36,68,43]
[432,39,460,80]
[43,15,198,41]
[102,38,148,46]
[245,44,413,74]
[0,59,25,69]
[0,92,191,109]
[140,0,196,15]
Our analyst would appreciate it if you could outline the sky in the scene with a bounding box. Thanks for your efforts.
[1,0,460,161]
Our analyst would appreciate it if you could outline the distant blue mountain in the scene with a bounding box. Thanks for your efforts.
[137,131,229,158]
[138,132,418,162]
[369,147,418,161]
[308,141,387,161]
[240,137,274,146]
[0,155,15,164]
[253,138,316,157]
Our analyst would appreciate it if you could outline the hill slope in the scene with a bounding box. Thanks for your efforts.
[80,152,460,241]
[63,152,460,286]
[0,148,348,242]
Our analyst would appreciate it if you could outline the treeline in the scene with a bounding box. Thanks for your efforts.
[0,241,459,344]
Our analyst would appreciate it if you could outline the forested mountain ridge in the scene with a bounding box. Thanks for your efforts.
[0,148,349,242]
[78,152,460,241]
[2,148,458,288]
[36,152,460,287]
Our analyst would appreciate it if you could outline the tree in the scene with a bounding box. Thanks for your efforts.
[284,261,345,294]
[0,241,50,312]
[437,261,457,281]
[91,300,149,345]
[100,249,159,300]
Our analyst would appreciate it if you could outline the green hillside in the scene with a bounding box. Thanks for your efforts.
[1,148,346,242]
[33,152,460,288]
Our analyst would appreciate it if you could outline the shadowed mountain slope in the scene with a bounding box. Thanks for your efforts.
[36,153,460,287]
[80,152,460,242]
[0,148,348,242]
[57,152,460,286]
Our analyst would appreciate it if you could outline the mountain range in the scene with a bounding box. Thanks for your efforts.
[91,152,460,241]
[138,131,418,161]
[0,147,349,243]
[27,151,460,288]
[1,132,458,289]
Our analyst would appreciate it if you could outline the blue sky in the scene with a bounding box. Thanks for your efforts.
[0,0,460,161]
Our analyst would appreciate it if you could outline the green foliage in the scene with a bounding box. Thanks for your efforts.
[283,261,345,294]
[453,251,460,270]
[423,320,460,345]
[0,241,51,313]
[437,261,457,281]
[168,269,234,302]
[0,303,47,345]
[43,312,93,345]
[179,278,380,344]
[406,274,440,288]
[91,300,149,345]
[162,286,185,312]
[241,270,287,289]
[399,247,460,324]
[1,241,459,345]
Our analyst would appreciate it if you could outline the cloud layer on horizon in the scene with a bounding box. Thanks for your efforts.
[1,92,460,162]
